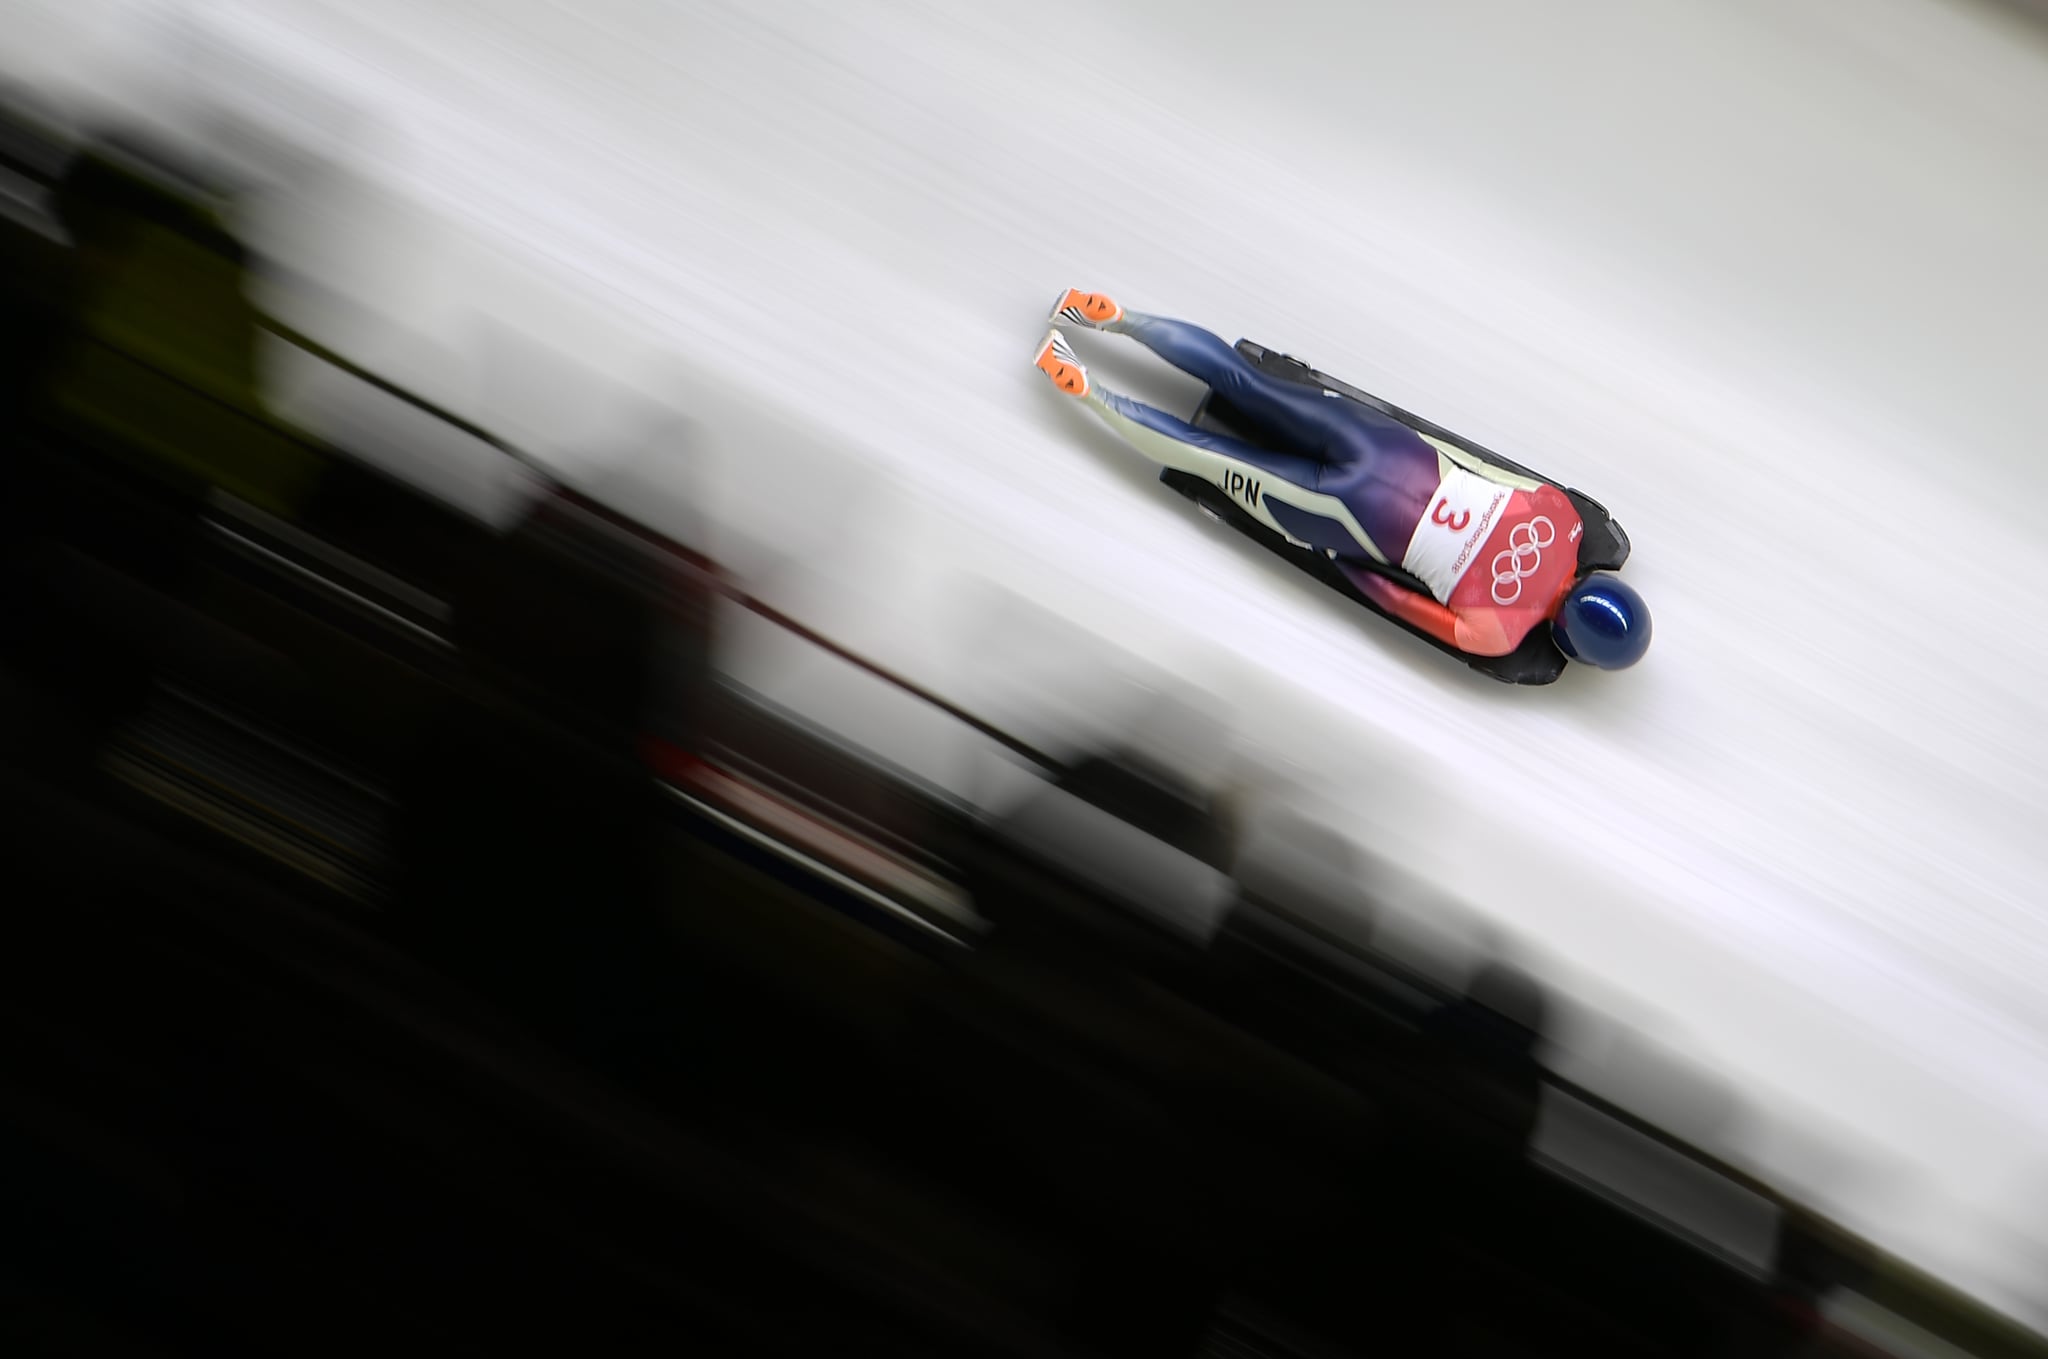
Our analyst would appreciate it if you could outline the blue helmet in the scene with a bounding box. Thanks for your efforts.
[1552,573,1651,671]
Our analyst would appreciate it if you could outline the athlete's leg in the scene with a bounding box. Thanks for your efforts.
[1049,289,1356,458]
[1117,311,1366,456]
[1034,329,1321,485]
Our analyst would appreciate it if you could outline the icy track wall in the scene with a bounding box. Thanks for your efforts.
[9,0,2048,1328]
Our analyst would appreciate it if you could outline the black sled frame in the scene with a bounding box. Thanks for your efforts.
[1161,340,1631,686]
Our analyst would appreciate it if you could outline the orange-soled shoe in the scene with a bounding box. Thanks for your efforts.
[1033,328,1089,397]
[1049,288,1123,329]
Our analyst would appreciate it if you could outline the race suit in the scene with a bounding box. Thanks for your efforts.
[1077,312,1582,656]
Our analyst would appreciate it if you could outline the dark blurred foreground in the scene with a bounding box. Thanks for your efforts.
[0,98,2042,1359]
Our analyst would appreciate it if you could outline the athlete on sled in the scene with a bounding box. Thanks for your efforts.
[1033,290,1650,672]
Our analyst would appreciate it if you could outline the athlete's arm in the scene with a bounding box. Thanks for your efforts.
[1351,573,1519,656]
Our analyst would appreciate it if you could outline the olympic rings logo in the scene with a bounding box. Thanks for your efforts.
[1490,516,1555,604]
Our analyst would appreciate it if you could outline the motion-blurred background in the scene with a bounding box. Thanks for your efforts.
[5,1,2048,1354]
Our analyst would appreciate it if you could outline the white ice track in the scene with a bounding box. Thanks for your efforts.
[10,0,2048,1323]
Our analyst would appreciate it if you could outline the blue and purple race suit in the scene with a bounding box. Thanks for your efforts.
[1076,312,1581,656]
